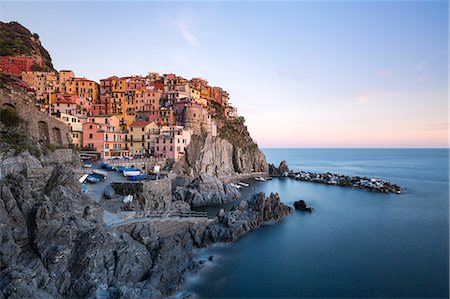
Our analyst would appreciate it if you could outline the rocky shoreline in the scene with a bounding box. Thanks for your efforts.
[269,161,402,194]
[0,164,292,298]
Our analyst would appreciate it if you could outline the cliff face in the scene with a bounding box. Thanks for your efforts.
[174,106,268,177]
[0,21,55,71]
[173,133,268,177]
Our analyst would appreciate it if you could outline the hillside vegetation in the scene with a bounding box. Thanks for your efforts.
[0,21,54,71]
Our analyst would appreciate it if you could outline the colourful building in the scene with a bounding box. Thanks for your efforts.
[82,115,128,159]
[0,56,36,75]
[126,121,159,156]
[154,126,192,161]
[56,112,86,148]
[66,77,99,101]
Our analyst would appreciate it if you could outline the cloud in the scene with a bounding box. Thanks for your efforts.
[178,22,201,48]
[353,95,369,104]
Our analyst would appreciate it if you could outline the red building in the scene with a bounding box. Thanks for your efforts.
[0,56,36,75]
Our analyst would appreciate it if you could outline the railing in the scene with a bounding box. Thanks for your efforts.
[107,157,166,165]
[106,210,208,228]
[135,210,208,218]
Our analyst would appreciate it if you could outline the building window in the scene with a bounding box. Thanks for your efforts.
[89,133,93,139]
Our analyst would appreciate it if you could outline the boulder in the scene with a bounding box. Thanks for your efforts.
[293,199,313,212]
[278,160,289,174]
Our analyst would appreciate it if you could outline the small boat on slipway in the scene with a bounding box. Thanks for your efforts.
[230,183,242,189]
[123,170,141,177]
[79,174,89,184]
[237,182,249,187]
[93,169,108,178]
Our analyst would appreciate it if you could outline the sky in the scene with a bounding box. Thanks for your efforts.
[1,1,448,148]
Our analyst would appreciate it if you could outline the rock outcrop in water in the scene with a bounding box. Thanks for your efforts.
[203,192,293,244]
[173,173,241,207]
[293,199,313,212]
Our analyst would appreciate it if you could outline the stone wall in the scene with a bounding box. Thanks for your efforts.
[46,148,79,165]
[110,182,143,195]
[0,88,70,146]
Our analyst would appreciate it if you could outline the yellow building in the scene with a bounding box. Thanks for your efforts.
[126,121,159,156]
[66,77,99,101]
[189,86,207,107]
[56,112,86,148]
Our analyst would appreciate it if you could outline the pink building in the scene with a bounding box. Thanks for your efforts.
[154,126,192,161]
[82,115,129,159]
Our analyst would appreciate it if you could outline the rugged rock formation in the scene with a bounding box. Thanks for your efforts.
[0,166,204,298]
[278,160,290,174]
[293,199,313,212]
[203,192,293,244]
[174,134,268,177]
[173,172,241,207]
[0,21,55,71]
[269,160,290,176]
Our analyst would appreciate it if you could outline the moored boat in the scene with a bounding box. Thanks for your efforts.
[81,184,89,193]
[123,170,141,177]
[123,194,133,203]
[230,183,242,189]
[128,174,149,181]
[255,177,266,181]
[237,181,249,187]
[86,174,102,183]
[93,169,108,178]
[79,174,89,183]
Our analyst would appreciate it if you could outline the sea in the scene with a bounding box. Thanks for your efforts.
[188,148,449,298]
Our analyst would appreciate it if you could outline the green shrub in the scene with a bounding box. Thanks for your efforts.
[0,108,22,128]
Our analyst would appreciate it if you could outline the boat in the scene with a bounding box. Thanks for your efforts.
[237,181,249,187]
[105,164,115,171]
[123,170,141,177]
[93,169,108,178]
[86,174,102,183]
[128,174,149,181]
[265,177,273,181]
[100,162,107,169]
[255,177,266,181]
[81,184,89,193]
[118,167,138,173]
[123,194,133,203]
[230,183,242,189]
[82,160,93,168]
[79,174,89,183]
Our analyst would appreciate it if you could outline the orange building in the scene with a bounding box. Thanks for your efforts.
[66,77,99,101]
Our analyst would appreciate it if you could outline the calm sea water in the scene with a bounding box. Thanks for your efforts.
[188,149,449,298]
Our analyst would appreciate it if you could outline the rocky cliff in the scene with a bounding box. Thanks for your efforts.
[174,133,268,177]
[0,21,55,71]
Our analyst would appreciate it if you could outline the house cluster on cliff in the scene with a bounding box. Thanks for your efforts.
[2,63,238,161]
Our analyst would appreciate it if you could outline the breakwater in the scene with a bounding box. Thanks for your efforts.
[285,171,402,193]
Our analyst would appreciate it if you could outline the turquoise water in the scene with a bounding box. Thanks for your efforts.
[189,149,449,298]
